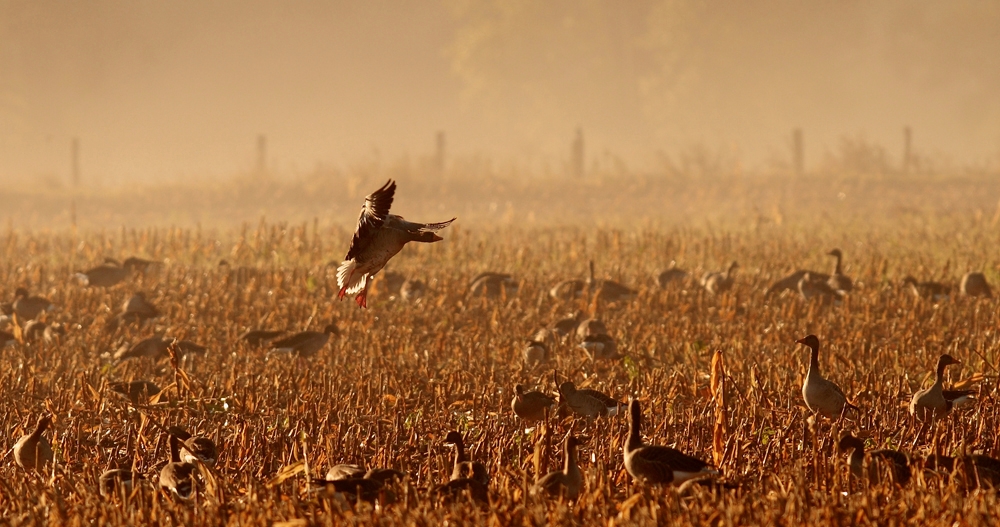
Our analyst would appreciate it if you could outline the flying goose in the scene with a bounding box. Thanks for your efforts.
[902,276,951,300]
[558,381,623,418]
[623,399,717,485]
[838,433,910,486]
[511,385,556,423]
[909,354,975,421]
[268,325,339,357]
[656,261,689,288]
[160,434,197,499]
[14,415,54,471]
[444,431,489,485]
[796,335,859,419]
[533,434,583,500]
[467,272,518,298]
[579,333,619,361]
[336,179,456,308]
[12,287,55,321]
[960,272,993,298]
[168,426,219,466]
[700,261,738,295]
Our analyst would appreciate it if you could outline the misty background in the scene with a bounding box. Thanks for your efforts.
[2,0,999,185]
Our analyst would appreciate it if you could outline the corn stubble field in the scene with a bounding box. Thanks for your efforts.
[2,172,1000,526]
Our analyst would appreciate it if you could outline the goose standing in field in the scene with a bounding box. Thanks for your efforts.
[168,426,219,466]
[575,317,609,341]
[376,270,407,297]
[552,311,583,340]
[797,272,841,302]
[14,415,54,471]
[921,453,1000,489]
[909,354,975,422]
[109,380,162,404]
[100,467,144,498]
[114,335,207,362]
[766,248,851,296]
[902,276,951,300]
[467,272,518,299]
[838,433,911,486]
[76,258,137,287]
[238,329,285,348]
[533,434,583,500]
[522,338,548,367]
[623,399,718,485]
[960,272,993,298]
[657,261,688,288]
[579,333,619,361]
[432,464,489,504]
[326,463,367,480]
[336,179,456,308]
[550,261,636,302]
[11,287,55,321]
[701,261,738,295]
[106,291,160,331]
[160,434,197,499]
[444,431,490,485]
[268,324,339,357]
[796,335,859,419]
[558,381,624,418]
[399,278,426,302]
[511,384,557,423]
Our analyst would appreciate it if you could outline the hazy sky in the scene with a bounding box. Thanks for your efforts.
[1,0,998,184]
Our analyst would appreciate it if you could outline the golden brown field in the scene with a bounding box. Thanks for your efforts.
[2,172,1000,526]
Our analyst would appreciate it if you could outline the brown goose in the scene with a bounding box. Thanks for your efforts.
[623,399,717,485]
[796,335,859,419]
[701,261,738,295]
[100,467,144,498]
[826,249,853,293]
[797,272,841,302]
[838,433,910,486]
[106,291,160,331]
[522,338,548,367]
[921,453,1000,489]
[76,258,131,288]
[550,261,636,302]
[14,415,54,471]
[511,384,556,423]
[376,270,407,297]
[467,272,518,298]
[399,278,426,302]
[326,463,366,480]
[311,476,387,502]
[579,333,619,361]
[656,261,688,288]
[168,426,219,466]
[765,248,849,296]
[960,272,993,298]
[239,329,285,348]
[268,325,339,357]
[109,380,162,404]
[552,311,583,339]
[909,354,975,421]
[575,317,609,341]
[336,179,456,308]
[445,431,489,485]
[533,434,583,500]
[432,464,489,504]
[558,381,624,418]
[160,434,197,499]
[114,336,207,362]
[12,287,55,320]
[902,276,951,300]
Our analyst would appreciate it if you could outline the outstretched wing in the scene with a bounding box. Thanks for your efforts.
[384,215,456,234]
[345,180,396,260]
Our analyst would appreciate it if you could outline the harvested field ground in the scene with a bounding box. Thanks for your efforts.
[1,174,999,526]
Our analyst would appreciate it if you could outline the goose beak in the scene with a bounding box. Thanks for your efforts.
[795,337,807,345]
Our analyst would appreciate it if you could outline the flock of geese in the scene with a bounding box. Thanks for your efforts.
[4,179,1000,505]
